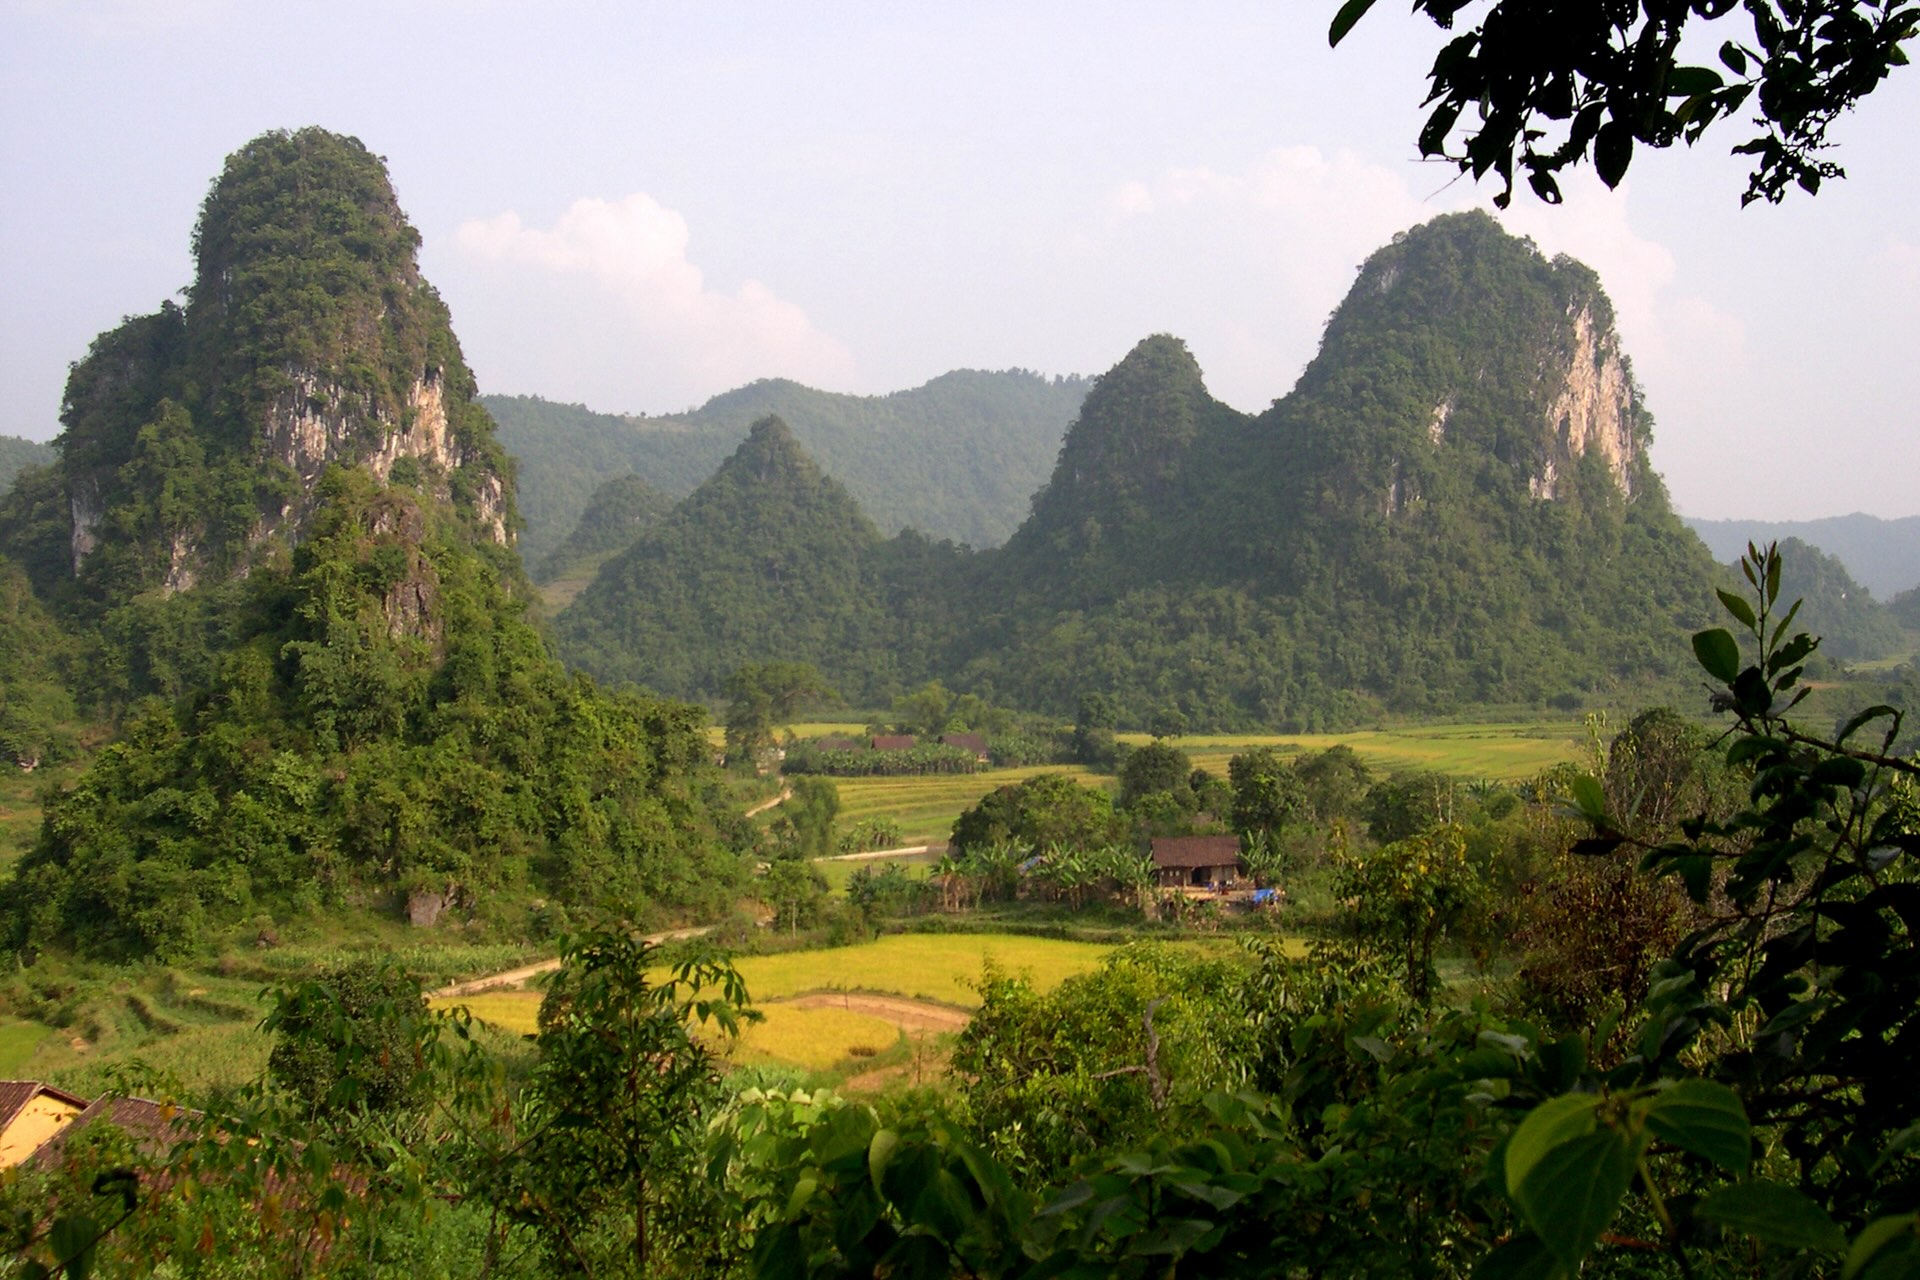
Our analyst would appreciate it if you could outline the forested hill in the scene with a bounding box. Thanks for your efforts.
[555,416,962,704]
[556,212,1729,728]
[0,128,746,960]
[945,212,1725,724]
[1685,513,1920,600]
[0,436,55,496]
[484,367,1087,567]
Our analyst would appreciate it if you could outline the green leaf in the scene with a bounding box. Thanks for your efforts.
[1568,774,1607,822]
[1716,587,1758,630]
[1505,1093,1600,1192]
[868,1127,900,1193]
[49,1215,98,1280]
[1594,120,1635,188]
[1512,1129,1637,1270]
[1642,1080,1750,1174]
[1473,1233,1565,1280]
[1693,629,1742,682]
[1328,0,1379,47]
[1667,66,1725,95]
[1720,41,1749,75]
[1845,1214,1920,1279]
[1695,1182,1844,1253]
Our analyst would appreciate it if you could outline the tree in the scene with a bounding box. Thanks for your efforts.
[265,958,429,1122]
[725,660,834,766]
[508,922,753,1273]
[1227,747,1306,841]
[1118,740,1194,811]
[1333,0,1918,206]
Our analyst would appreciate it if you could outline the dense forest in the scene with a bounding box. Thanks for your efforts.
[557,214,1766,729]
[486,367,1087,568]
[0,129,747,958]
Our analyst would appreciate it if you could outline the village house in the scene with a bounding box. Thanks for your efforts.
[0,1080,87,1168]
[1149,835,1244,890]
[940,732,990,763]
[870,734,917,752]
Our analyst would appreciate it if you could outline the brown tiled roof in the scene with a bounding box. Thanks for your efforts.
[1150,835,1243,869]
[941,733,988,755]
[0,1080,87,1130]
[871,735,917,751]
[30,1095,198,1169]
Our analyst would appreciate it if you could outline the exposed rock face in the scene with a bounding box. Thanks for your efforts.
[1531,304,1638,500]
[262,370,509,546]
[68,477,102,573]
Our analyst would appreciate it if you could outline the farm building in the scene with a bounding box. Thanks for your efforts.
[1150,836,1244,889]
[871,734,917,751]
[940,732,989,761]
[0,1080,86,1167]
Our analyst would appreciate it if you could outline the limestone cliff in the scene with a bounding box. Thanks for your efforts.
[43,128,515,620]
[1531,301,1640,500]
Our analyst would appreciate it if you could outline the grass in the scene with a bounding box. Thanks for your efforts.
[835,764,1111,844]
[0,1018,53,1074]
[1120,720,1583,783]
[0,757,88,875]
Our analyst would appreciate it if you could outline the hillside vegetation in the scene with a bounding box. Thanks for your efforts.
[557,213,1743,729]
[486,367,1087,567]
[0,129,748,960]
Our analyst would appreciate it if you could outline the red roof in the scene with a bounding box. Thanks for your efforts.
[0,1080,87,1130]
[30,1095,198,1169]
[1150,835,1243,869]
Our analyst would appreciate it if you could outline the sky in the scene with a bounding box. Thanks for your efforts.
[3,0,1917,522]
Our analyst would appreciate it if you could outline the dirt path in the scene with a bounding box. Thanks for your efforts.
[429,926,711,999]
[774,991,972,1033]
[815,843,943,863]
[744,786,793,818]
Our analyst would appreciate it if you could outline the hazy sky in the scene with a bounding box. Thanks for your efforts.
[4,1,1917,521]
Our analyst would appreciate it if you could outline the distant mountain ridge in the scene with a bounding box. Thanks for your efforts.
[1685,513,1920,599]
[484,368,1087,568]
[556,213,1735,728]
[0,436,55,496]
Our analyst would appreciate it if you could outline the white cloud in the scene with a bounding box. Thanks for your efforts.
[450,194,855,411]
[1082,149,1746,440]
[1499,174,1746,381]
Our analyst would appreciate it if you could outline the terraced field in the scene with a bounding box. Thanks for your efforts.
[834,764,1109,844]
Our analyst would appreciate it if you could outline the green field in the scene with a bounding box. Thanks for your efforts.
[1119,720,1583,783]
[835,764,1111,844]
[814,850,940,895]
[0,1018,53,1074]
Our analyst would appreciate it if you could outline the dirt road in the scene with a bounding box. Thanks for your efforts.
[429,926,711,999]
[775,991,971,1032]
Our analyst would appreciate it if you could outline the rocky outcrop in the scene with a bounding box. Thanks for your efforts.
[1531,304,1639,500]
[261,369,509,546]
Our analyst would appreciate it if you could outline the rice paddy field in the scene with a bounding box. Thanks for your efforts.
[834,764,1109,845]
[1119,720,1583,783]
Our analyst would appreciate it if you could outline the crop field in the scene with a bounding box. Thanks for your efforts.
[0,758,86,875]
[835,764,1110,844]
[734,1004,907,1072]
[1120,720,1583,783]
[814,850,940,895]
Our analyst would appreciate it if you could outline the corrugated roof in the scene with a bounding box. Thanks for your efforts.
[1150,835,1244,869]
